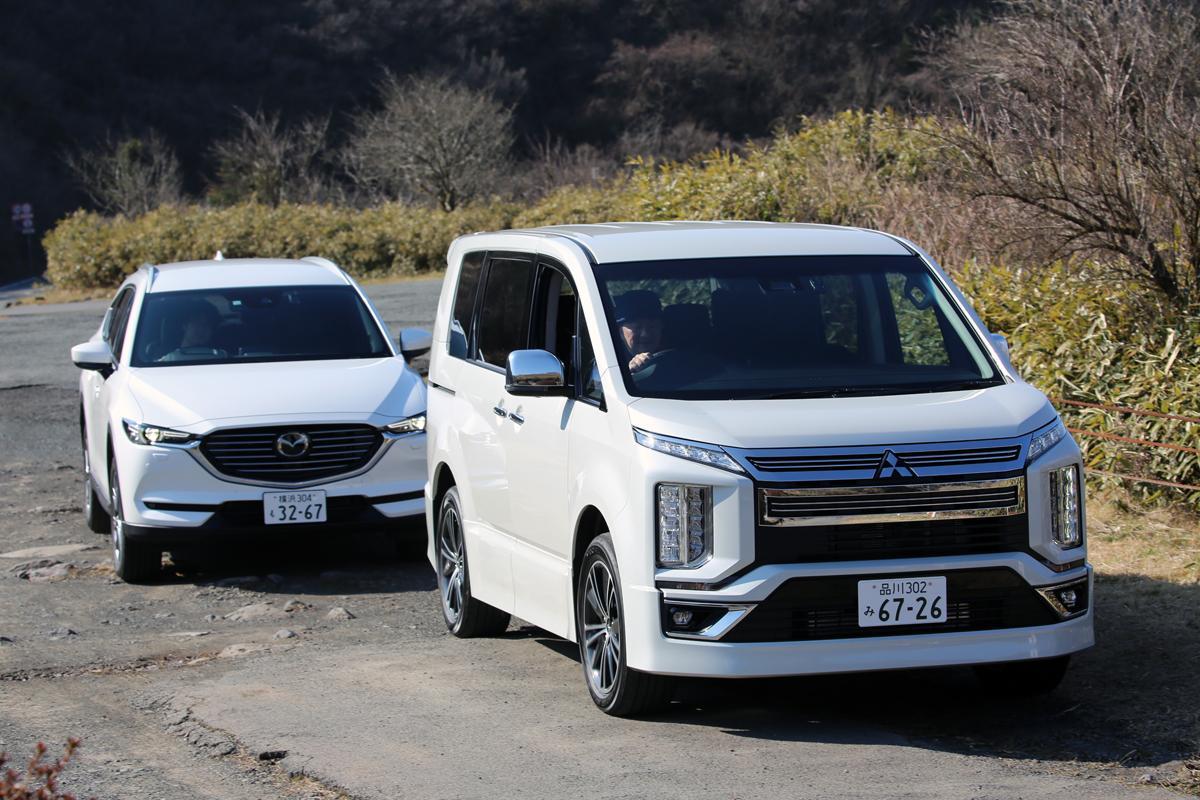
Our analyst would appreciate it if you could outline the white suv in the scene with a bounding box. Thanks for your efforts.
[72,257,430,582]
[425,222,1092,715]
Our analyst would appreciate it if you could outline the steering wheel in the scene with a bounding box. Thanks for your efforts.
[630,348,677,373]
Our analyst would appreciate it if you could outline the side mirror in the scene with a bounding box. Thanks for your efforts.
[988,332,1013,365]
[506,349,567,396]
[71,340,114,374]
[399,328,432,360]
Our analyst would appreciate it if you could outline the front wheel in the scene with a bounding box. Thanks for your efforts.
[81,436,110,534]
[576,533,673,716]
[109,460,161,583]
[974,655,1070,697]
[435,487,510,637]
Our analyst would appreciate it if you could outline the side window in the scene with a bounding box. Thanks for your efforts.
[476,256,536,368]
[530,263,577,382]
[578,318,604,404]
[448,251,485,359]
[105,288,135,362]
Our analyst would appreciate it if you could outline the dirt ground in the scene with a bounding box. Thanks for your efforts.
[1,284,1197,798]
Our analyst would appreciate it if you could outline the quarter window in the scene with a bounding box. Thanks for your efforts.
[476,257,536,368]
[448,251,485,359]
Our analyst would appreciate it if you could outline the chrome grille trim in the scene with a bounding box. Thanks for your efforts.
[729,436,1029,482]
[760,477,1026,527]
[193,424,388,487]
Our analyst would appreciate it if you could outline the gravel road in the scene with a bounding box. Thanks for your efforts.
[0,280,1187,799]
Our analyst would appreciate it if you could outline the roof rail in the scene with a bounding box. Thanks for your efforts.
[142,263,158,290]
[301,255,351,284]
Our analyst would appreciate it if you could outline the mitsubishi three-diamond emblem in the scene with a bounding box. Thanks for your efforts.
[874,449,917,479]
[275,431,311,458]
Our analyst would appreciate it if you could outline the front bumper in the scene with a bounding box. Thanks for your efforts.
[111,428,427,530]
[623,555,1094,677]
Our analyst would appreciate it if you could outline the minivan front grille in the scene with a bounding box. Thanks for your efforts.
[760,477,1025,526]
[721,568,1059,643]
[746,444,1021,473]
[200,425,383,484]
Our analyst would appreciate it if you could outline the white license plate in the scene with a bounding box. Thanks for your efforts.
[857,575,947,628]
[263,490,327,525]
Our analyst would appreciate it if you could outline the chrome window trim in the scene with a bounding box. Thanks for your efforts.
[760,476,1026,527]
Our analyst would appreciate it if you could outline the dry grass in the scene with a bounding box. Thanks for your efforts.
[1089,489,1200,585]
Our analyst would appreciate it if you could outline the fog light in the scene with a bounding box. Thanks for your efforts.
[1036,576,1089,619]
[1059,589,1077,608]
[671,608,694,627]
[656,484,712,568]
[1049,465,1083,548]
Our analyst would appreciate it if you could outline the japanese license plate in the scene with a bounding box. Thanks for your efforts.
[857,575,947,628]
[263,490,327,525]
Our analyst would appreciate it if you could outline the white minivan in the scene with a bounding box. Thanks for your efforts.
[425,222,1092,715]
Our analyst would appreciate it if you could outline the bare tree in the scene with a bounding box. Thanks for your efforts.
[64,131,183,216]
[209,108,336,205]
[343,73,514,211]
[933,0,1200,304]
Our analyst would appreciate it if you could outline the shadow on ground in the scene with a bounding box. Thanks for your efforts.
[530,572,1200,780]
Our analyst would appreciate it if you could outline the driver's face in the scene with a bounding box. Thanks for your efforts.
[181,315,214,346]
[621,317,662,353]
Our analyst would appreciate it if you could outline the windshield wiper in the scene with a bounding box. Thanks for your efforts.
[743,379,1001,400]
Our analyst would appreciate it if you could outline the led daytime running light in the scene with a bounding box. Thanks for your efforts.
[1027,420,1066,463]
[385,413,427,434]
[633,428,743,473]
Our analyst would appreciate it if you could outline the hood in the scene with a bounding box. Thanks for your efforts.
[626,382,1056,449]
[126,358,426,433]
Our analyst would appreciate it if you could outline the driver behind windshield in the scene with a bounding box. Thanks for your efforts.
[158,300,220,362]
[614,290,664,373]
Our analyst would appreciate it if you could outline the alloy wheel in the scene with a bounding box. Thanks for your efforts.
[581,559,621,698]
[437,503,466,625]
[109,471,124,566]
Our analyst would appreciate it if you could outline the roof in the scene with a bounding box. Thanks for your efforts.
[141,258,349,293]
[506,221,913,263]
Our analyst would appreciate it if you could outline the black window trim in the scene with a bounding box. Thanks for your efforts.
[467,250,537,375]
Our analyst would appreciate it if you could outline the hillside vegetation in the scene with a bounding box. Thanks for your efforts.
[43,111,1200,505]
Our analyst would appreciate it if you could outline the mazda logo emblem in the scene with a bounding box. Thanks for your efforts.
[275,432,311,458]
[874,449,917,479]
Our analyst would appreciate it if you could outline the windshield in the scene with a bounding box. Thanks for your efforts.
[130,285,391,368]
[595,255,1002,400]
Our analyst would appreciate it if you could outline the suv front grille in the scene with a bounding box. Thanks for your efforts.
[760,477,1024,526]
[722,568,1059,643]
[755,513,1030,564]
[746,444,1022,473]
[200,425,383,484]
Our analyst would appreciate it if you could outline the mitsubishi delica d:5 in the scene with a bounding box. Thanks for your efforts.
[424,222,1092,716]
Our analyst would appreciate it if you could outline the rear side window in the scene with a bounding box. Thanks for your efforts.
[448,251,485,359]
[476,257,535,368]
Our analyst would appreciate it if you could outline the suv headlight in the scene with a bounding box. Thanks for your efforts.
[384,413,426,435]
[122,419,195,446]
[634,428,744,473]
[1027,419,1067,463]
[1049,464,1083,548]
[656,483,712,568]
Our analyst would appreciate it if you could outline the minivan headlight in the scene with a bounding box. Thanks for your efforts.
[122,419,195,446]
[1027,419,1067,463]
[385,413,426,435]
[1049,464,1083,548]
[634,428,744,473]
[657,483,712,568]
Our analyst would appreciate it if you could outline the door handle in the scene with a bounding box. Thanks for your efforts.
[492,405,507,417]
[508,411,525,425]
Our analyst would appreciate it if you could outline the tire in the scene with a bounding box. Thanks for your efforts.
[435,487,510,637]
[109,459,161,583]
[576,533,674,716]
[974,655,1070,697]
[81,429,111,534]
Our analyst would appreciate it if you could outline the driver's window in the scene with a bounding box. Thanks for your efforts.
[105,288,135,362]
[531,264,577,381]
[578,319,603,405]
